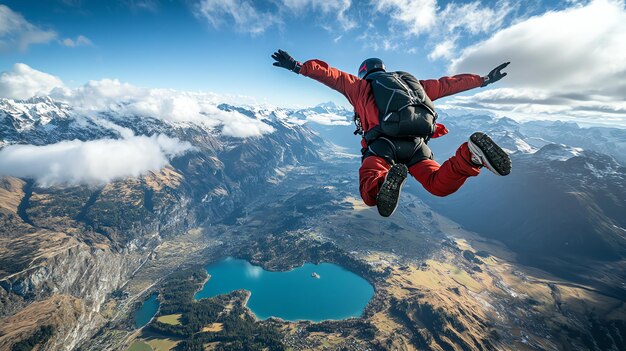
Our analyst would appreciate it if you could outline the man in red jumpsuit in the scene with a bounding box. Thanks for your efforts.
[272,49,511,217]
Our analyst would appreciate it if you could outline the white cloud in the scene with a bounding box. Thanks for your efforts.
[61,35,93,47]
[372,0,512,37]
[428,38,456,61]
[55,80,208,123]
[127,92,205,123]
[53,81,275,136]
[204,105,275,137]
[374,0,437,36]
[371,39,399,51]
[0,134,193,186]
[369,0,515,55]
[0,5,57,52]
[450,0,626,90]
[25,66,275,138]
[0,63,64,100]
[305,113,351,126]
[282,0,355,30]
[193,0,355,35]
[446,0,626,125]
[445,88,626,123]
[51,78,143,110]
[194,0,280,35]
[439,1,512,35]
[0,63,275,138]
[0,61,280,186]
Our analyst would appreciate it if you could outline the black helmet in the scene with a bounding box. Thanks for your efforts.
[358,58,385,79]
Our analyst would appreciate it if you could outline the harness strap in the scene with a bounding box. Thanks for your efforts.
[353,112,363,135]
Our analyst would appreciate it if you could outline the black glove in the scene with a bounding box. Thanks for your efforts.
[482,62,510,87]
[272,49,301,74]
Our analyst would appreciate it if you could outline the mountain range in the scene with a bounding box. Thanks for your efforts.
[0,96,625,351]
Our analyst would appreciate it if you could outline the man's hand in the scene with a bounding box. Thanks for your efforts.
[482,62,510,87]
[272,49,301,74]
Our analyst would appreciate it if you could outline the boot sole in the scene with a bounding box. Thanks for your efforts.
[376,163,408,217]
[468,132,512,176]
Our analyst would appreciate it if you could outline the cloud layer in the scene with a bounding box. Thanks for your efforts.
[366,0,515,56]
[446,0,626,123]
[0,134,192,186]
[60,35,92,47]
[193,0,355,34]
[0,64,277,186]
[0,5,57,52]
[0,63,276,138]
[0,63,64,100]
[51,78,276,137]
[194,0,279,35]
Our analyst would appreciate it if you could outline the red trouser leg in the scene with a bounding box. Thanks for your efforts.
[409,142,481,197]
[358,156,390,206]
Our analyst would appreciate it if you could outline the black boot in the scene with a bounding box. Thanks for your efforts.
[376,163,408,217]
[468,132,512,176]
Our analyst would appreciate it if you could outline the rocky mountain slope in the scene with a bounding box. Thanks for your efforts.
[107,155,625,351]
[0,97,326,350]
[414,112,626,299]
[1,98,624,351]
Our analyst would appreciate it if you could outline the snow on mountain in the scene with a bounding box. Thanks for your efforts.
[529,143,624,179]
[0,96,72,131]
[437,111,496,132]
[0,95,329,187]
[0,97,314,146]
[289,101,352,126]
[2,95,623,186]
[520,119,626,164]
[0,97,118,146]
[433,112,536,157]
[492,132,537,154]
[533,143,584,161]
[436,110,626,164]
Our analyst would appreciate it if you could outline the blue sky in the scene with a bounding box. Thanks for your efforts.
[1,0,625,127]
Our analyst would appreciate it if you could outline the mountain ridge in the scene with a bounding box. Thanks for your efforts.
[1,96,625,351]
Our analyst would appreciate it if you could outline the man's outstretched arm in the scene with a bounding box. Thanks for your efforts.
[421,62,510,101]
[420,74,484,101]
[271,49,362,106]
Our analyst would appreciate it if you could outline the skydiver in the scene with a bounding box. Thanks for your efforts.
[272,49,511,217]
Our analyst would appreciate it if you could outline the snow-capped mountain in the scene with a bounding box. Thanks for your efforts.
[289,100,352,124]
[1,96,625,351]
[0,95,340,349]
[0,96,70,127]
[521,120,626,164]
[435,110,626,163]
[0,95,328,274]
[534,143,584,161]
[0,97,116,146]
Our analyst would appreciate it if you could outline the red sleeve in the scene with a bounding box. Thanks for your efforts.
[420,74,484,101]
[299,59,362,106]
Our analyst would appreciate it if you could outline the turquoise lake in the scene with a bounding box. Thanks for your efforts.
[134,293,159,328]
[194,258,374,322]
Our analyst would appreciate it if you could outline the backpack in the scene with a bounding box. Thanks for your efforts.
[363,71,437,143]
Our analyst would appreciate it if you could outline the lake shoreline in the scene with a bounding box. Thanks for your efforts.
[194,257,374,322]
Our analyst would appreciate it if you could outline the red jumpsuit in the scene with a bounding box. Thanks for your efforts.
[299,59,484,206]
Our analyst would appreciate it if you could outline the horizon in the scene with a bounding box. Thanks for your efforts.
[1,0,625,128]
